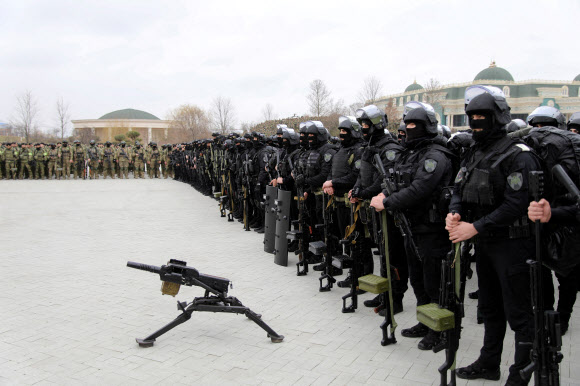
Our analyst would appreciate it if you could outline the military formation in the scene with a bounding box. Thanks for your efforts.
[169,87,579,386]
[4,86,580,385]
[0,140,173,180]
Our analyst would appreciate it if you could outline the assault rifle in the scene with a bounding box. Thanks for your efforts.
[520,171,563,386]
[373,154,422,262]
[310,193,338,292]
[127,259,284,347]
[289,174,310,276]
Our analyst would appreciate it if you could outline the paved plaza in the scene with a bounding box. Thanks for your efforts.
[1,180,579,385]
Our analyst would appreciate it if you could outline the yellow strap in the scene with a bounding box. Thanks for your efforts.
[325,195,334,209]
[382,211,398,332]
[343,202,361,240]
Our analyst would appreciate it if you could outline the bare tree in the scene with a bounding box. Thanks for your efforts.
[262,103,276,122]
[423,78,445,106]
[11,90,39,142]
[168,104,212,141]
[211,96,236,134]
[357,76,383,106]
[56,97,71,139]
[348,102,364,115]
[307,79,332,117]
[240,121,252,134]
[384,100,402,133]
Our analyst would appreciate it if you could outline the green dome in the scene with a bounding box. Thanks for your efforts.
[405,81,424,92]
[574,74,580,82]
[99,108,160,120]
[474,62,514,81]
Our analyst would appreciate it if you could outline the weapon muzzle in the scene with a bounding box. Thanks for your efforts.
[127,262,161,274]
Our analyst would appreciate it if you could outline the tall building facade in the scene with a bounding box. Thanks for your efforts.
[375,62,580,131]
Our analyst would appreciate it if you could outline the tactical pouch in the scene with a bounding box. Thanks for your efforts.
[462,168,494,205]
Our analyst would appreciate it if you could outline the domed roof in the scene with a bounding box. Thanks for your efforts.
[574,74,580,82]
[474,61,514,81]
[99,108,160,120]
[405,80,424,93]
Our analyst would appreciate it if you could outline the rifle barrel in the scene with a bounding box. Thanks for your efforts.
[127,262,161,274]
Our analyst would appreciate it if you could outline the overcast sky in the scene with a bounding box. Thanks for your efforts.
[1,0,578,131]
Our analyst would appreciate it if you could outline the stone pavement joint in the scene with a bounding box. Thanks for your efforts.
[0,180,578,385]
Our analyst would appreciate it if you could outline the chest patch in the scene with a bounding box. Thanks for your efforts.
[424,159,438,173]
[386,150,396,161]
[507,172,523,191]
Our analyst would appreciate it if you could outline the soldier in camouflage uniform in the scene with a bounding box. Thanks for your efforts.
[86,140,101,179]
[132,141,146,178]
[19,143,34,179]
[47,144,61,179]
[4,143,18,179]
[160,144,169,178]
[60,140,73,179]
[33,143,48,179]
[102,141,117,179]
[0,144,5,179]
[72,140,87,179]
[117,141,132,179]
[147,142,162,178]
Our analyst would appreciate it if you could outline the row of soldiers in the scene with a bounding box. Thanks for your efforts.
[172,88,580,386]
[0,140,174,180]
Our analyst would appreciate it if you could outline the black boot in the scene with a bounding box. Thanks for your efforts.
[401,323,429,338]
[337,273,352,288]
[456,359,500,381]
[364,295,381,308]
[417,329,441,350]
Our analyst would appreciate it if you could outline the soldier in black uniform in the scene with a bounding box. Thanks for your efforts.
[249,132,273,233]
[317,117,364,274]
[351,105,407,313]
[446,86,541,385]
[371,102,456,349]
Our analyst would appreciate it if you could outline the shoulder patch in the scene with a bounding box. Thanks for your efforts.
[515,144,530,152]
[507,172,523,191]
[354,159,361,169]
[324,153,332,162]
[424,159,438,173]
[386,150,396,161]
[263,154,269,162]
[454,167,466,183]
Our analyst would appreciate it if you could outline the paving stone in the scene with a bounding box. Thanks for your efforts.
[0,179,578,384]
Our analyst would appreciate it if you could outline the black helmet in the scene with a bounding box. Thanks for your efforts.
[527,106,566,130]
[506,119,528,133]
[464,85,511,127]
[355,105,387,138]
[276,124,288,135]
[151,142,157,146]
[304,121,329,149]
[252,132,266,144]
[281,127,299,146]
[403,101,438,136]
[338,116,363,139]
[567,112,580,132]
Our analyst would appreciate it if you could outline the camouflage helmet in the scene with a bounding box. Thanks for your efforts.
[90,140,95,144]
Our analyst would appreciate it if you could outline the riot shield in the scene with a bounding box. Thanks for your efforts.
[274,189,292,266]
[263,185,277,253]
